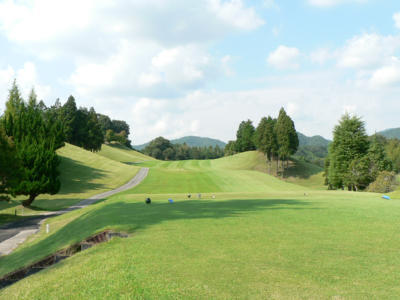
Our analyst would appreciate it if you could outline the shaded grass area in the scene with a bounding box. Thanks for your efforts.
[0,143,139,224]
[1,191,400,298]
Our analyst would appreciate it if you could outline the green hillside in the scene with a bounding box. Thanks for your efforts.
[297,132,331,147]
[98,143,156,164]
[0,143,140,221]
[134,136,226,150]
[378,128,400,140]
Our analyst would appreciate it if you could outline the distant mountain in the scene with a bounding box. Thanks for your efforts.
[134,136,226,151]
[377,128,400,140]
[297,132,331,147]
[295,132,331,167]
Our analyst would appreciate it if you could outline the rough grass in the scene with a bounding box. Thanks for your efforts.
[0,143,139,223]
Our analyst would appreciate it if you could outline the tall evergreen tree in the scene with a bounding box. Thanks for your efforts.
[326,113,369,190]
[0,127,20,201]
[4,88,61,206]
[275,108,298,168]
[235,120,256,152]
[61,95,78,144]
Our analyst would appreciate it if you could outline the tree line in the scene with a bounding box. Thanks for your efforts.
[0,81,132,206]
[143,136,224,160]
[225,107,299,173]
[324,114,399,193]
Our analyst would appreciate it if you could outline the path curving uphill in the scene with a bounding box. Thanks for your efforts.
[0,167,149,256]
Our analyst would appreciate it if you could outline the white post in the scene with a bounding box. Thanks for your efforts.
[46,224,49,234]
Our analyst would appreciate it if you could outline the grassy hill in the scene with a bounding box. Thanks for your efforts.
[297,132,331,147]
[98,143,156,164]
[2,150,400,298]
[134,136,226,150]
[0,143,140,222]
[377,127,400,139]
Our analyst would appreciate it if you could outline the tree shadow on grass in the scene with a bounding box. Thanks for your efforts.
[283,158,323,180]
[0,198,318,276]
[56,157,109,195]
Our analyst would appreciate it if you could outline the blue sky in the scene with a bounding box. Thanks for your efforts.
[0,0,399,144]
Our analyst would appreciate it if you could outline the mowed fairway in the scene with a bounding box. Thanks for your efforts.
[1,150,400,299]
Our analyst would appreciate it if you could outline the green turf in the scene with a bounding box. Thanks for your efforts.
[98,143,156,165]
[0,143,139,223]
[1,191,400,299]
[1,151,399,298]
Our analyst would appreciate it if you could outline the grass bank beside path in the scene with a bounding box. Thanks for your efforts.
[98,143,156,165]
[1,190,399,299]
[0,143,140,224]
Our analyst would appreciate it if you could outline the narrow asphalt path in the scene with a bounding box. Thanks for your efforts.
[0,167,149,256]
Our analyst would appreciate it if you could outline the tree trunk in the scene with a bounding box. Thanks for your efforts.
[22,194,37,207]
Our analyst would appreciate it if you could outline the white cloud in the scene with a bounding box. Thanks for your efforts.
[394,12,400,29]
[268,46,300,70]
[310,48,332,64]
[337,33,400,69]
[0,0,264,60]
[0,62,51,114]
[308,0,367,7]
[369,57,400,88]
[207,0,264,30]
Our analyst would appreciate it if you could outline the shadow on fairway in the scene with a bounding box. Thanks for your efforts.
[0,198,317,276]
[56,157,108,195]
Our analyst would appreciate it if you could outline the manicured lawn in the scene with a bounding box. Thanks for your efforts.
[1,150,399,298]
[0,143,139,224]
[1,191,400,299]
[98,143,156,165]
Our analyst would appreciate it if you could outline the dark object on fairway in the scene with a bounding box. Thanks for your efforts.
[187,194,191,199]
[145,198,151,204]
[382,195,391,200]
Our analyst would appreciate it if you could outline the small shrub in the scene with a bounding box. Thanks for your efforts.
[367,171,397,193]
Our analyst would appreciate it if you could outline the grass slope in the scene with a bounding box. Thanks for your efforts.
[0,144,139,222]
[98,143,156,164]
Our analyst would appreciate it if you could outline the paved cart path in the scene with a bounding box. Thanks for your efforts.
[0,168,149,256]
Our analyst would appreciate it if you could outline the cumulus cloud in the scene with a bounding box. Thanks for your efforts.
[0,0,264,60]
[394,12,400,29]
[0,62,51,113]
[337,33,400,69]
[268,46,300,70]
[308,0,367,7]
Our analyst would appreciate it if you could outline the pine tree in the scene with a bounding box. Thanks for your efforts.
[4,87,61,206]
[0,127,20,201]
[327,113,369,190]
[235,120,256,152]
[275,108,298,170]
[61,95,78,144]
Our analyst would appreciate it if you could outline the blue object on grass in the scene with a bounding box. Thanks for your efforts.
[168,198,174,203]
[382,195,391,200]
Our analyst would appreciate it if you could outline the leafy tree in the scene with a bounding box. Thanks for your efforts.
[326,114,369,190]
[386,139,400,173]
[86,107,104,152]
[224,141,236,156]
[255,117,268,152]
[4,88,61,206]
[367,134,392,176]
[144,137,174,159]
[235,120,256,152]
[367,171,397,193]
